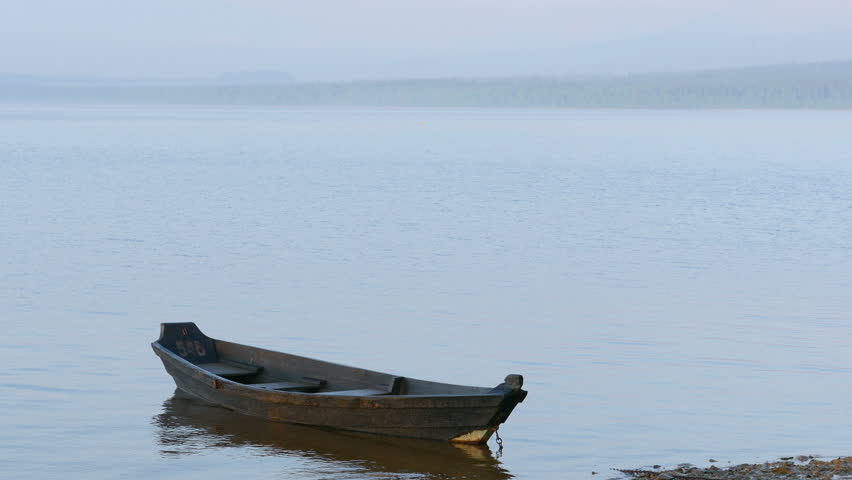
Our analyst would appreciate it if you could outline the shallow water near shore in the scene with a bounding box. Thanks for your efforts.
[1,105,851,479]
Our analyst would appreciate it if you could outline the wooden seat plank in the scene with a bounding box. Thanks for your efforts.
[316,389,389,396]
[247,381,320,392]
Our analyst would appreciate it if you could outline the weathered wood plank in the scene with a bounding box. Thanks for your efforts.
[200,361,260,377]
[247,381,320,392]
[316,389,389,396]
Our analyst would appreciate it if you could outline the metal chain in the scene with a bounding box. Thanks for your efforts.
[495,427,504,458]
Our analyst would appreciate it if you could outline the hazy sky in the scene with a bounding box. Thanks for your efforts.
[3,0,851,80]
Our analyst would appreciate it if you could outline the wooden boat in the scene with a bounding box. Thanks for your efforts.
[152,322,527,443]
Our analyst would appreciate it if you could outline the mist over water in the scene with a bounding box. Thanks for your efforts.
[3,1,852,79]
[1,105,851,479]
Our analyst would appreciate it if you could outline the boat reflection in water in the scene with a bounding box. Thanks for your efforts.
[153,391,513,479]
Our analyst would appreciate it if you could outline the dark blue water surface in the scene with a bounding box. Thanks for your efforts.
[1,105,851,479]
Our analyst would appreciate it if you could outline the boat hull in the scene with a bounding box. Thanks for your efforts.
[152,340,526,443]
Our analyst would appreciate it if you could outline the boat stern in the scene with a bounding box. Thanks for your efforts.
[449,374,527,444]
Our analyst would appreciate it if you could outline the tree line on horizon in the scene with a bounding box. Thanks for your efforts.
[3,61,852,109]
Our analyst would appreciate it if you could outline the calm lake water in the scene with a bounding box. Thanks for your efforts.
[1,105,851,479]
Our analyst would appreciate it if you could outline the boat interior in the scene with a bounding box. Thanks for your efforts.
[197,354,404,396]
[157,322,494,397]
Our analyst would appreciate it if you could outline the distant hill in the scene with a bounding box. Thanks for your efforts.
[2,61,852,108]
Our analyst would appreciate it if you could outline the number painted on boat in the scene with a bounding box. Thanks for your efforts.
[175,340,189,356]
[175,339,206,358]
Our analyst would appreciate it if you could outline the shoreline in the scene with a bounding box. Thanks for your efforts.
[615,456,852,479]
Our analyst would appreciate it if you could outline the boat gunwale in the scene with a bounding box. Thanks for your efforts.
[152,341,506,403]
